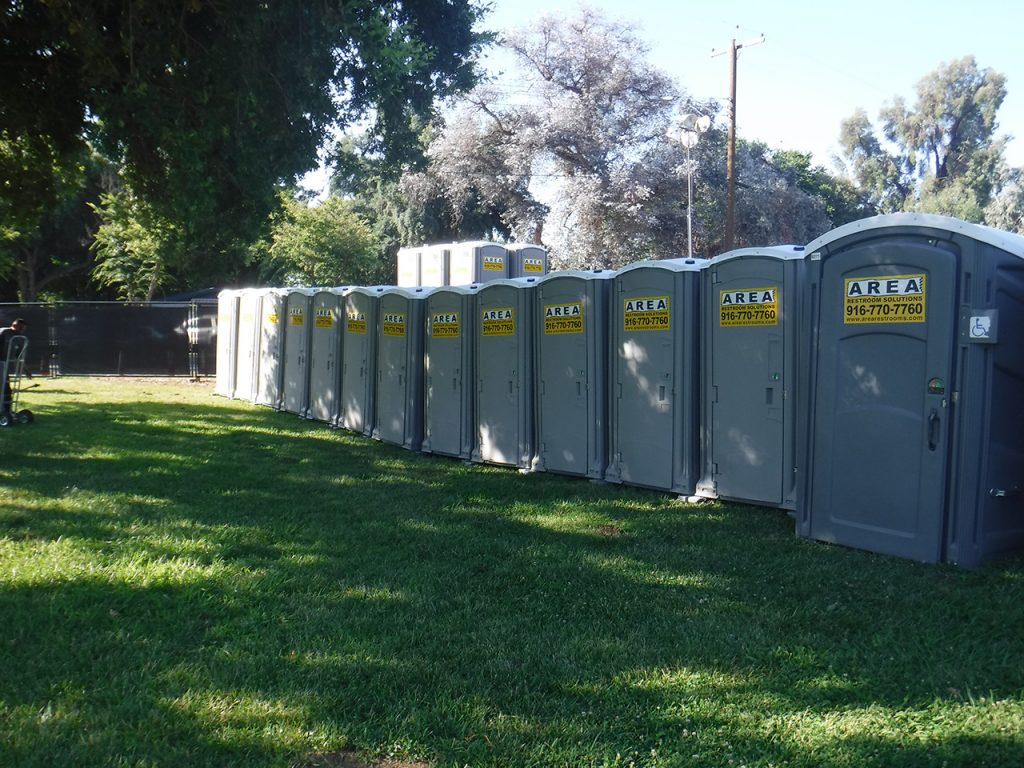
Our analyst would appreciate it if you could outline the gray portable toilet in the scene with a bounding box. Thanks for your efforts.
[420,244,451,287]
[307,288,345,423]
[372,287,430,449]
[798,213,1024,567]
[508,244,549,279]
[254,289,286,408]
[471,277,538,468]
[214,289,240,398]
[449,241,508,285]
[338,285,386,435]
[396,246,422,287]
[533,269,614,478]
[282,288,315,416]
[422,284,480,459]
[233,289,262,401]
[605,258,705,495]
[695,246,806,509]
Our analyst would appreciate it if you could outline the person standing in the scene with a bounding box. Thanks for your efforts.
[0,318,27,416]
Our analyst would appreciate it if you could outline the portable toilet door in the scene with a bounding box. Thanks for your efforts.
[605,258,704,495]
[214,289,240,398]
[471,277,538,468]
[798,213,1024,566]
[308,288,344,423]
[373,287,429,449]
[254,289,286,408]
[450,241,508,285]
[533,269,613,478]
[423,285,479,459]
[396,247,422,287]
[233,289,261,401]
[508,244,549,279]
[338,286,385,435]
[282,288,315,416]
[420,244,450,287]
[696,246,806,509]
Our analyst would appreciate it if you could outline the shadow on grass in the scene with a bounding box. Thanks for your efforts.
[2,394,1024,767]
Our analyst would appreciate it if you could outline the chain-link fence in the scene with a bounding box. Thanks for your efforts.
[0,301,217,377]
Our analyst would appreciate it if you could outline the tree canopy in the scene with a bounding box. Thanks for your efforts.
[838,55,1022,230]
[402,8,838,268]
[1,0,489,298]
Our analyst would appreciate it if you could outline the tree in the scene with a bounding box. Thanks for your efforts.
[260,194,381,287]
[0,143,115,301]
[2,0,489,291]
[412,8,840,267]
[90,190,182,301]
[838,56,1023,230]
[413,8,703,269]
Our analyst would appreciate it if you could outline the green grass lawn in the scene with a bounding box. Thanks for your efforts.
[1,378,1023,767]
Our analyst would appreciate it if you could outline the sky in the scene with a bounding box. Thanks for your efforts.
[302,0,1024,195]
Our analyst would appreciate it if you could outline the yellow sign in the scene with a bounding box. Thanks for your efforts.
[482,307,515,336]
[314,309,334,329]
[720,287,779,326]
[382,312,406,337]
[267,313,279,325]
[544,302,583,334]
[522,257,545,274]
[346,311,366,334]
[483,255,505,271]
[623,296,670,331]
[431,311,460,338]
[844,274,926,324]
[288,308,305,326]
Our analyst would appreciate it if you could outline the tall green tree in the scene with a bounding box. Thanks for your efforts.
[2,0,489,295]
[260,194,382,287]
[838,56,1022,229]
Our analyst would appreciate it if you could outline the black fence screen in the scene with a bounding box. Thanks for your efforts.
[0,302,217,377]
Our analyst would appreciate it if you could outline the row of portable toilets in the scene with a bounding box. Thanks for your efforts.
[396,241,548,287]
[215,215,1024,568]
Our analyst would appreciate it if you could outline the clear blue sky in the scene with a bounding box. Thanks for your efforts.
[481,0,1024,168]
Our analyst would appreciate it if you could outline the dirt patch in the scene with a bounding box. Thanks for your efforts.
[597,524,625,537]
[297,749,430,768]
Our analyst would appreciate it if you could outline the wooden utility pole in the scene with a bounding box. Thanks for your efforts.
[712,32,764,251]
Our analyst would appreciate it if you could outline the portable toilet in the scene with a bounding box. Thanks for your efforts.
[373,287,430,449]
[695,246,806,509]
[533,269,614,478]
[281,288,315,416]
[798,213,1024,567]
[233,289,262,401]
[422,284,480,459]
[396,246,422,287]
[471,277,538,468]
[338,285,386,435]
[307,287,345,423]
[508,244,549,279]
[449,241,508,285]
[254,288,286,408]
[420,244,451,287]
[214,289,240,398]
[605,258,705,495]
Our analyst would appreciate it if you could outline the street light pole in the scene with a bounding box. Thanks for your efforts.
[668,113,711,259]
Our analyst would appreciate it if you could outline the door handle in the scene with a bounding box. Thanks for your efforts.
[927,409,940,451]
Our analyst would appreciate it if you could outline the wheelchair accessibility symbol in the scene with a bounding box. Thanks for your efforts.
[967,312,997,344]
[970,316,992,339]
